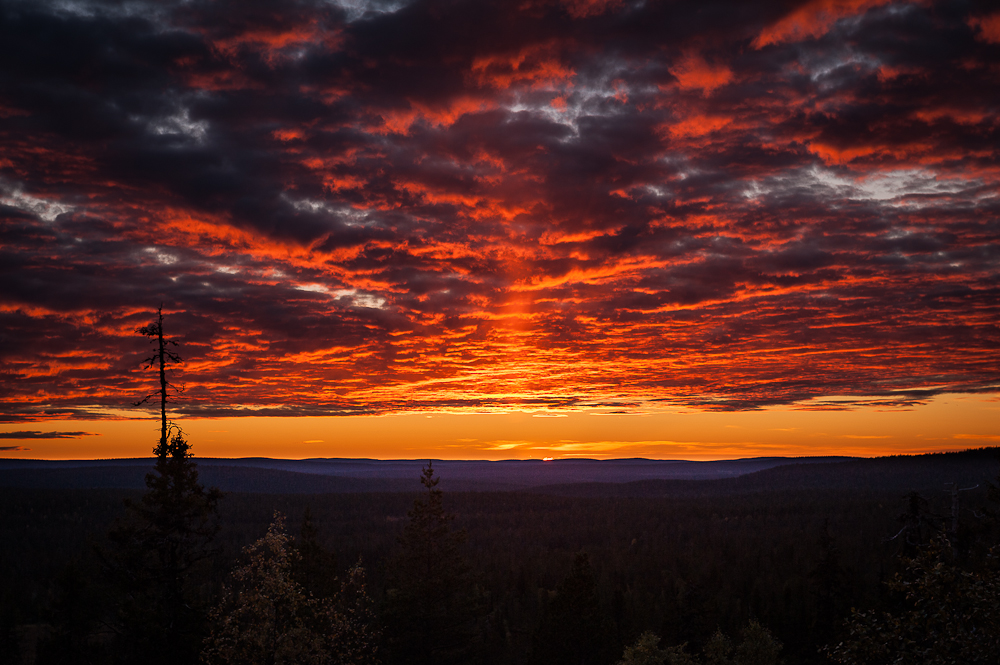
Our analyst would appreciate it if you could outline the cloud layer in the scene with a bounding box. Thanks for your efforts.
[1,0,998,421]
[0,431,97,439]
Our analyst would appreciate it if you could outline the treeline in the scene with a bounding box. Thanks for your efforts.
[3,450,1000,664]
[2,448,996,496]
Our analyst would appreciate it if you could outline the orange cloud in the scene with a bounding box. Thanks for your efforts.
[470,44,575,90]
[371,96,494,135]
[671,53,733,92]
[666,113,733,138]
[754,0,895,48]
[3,0,998,455]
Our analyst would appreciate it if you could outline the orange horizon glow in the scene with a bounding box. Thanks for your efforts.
[2,392,997,461]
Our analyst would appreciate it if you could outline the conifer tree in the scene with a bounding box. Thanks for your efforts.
[103,306,221,665]
[383,462,484,665]
[888,491,940,557]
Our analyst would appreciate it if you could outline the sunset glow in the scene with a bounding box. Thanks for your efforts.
[1,0,998,459]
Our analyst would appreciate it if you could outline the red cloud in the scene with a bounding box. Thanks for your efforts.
[753,0,897,47]
[1,0,997,421]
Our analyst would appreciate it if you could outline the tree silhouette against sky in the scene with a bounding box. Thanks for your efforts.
[104,306,221,665]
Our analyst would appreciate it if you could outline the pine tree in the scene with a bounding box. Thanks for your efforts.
[383,462,484,665]
[103,306,221,665]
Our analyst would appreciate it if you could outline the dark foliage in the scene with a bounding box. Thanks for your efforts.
[99,308,222,664]
[532,550,616,665]
[294,507,341,601]
[202,512,379,665]
[35,561,106,665]
[2,449,999,665]
[824,539,1000,664]
[103,431,222,664]
[808,520,847,644]
[383,463,486,665]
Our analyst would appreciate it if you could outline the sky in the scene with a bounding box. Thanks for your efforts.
[1,0,998,460]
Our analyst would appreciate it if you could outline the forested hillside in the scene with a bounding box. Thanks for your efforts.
[2,448,999,664]
[0,455,858,493]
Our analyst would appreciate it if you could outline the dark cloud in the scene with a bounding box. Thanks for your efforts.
[0,0,997,419]
[0,431,98,439]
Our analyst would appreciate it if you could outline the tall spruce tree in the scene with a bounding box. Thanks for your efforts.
[104,306,221,665]
[383,462,484,665]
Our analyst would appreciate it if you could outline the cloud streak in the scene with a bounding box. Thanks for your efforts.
[1,0,997,421]
[0,431,99,439]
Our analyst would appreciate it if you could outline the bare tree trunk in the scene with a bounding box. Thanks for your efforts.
[157,308,167,452]
[134,304,181,458]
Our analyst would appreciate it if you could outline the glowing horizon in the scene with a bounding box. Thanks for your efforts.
[2,392,997,461]
[2,0,998,459]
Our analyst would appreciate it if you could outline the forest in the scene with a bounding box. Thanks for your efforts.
[2,445,1000,665]
[3,310,997,664]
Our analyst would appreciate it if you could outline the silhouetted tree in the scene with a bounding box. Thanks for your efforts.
[383,462,484,665]
[103,307,221,665]
[887,491,940,557]
[660,578,712,649]
[133,304,183,454]
[532,551,615,665]
[105,429,221,664]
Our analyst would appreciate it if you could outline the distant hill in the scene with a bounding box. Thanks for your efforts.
[0,450,996,495]
[530,448,1000,497]
[0,455,850,485]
